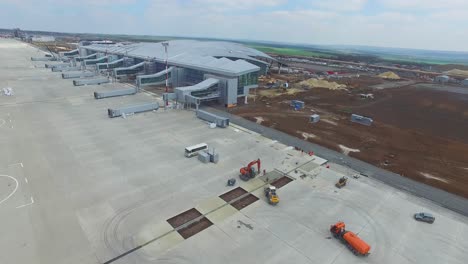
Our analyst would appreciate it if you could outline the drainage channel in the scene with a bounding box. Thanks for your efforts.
[102,170,300,264]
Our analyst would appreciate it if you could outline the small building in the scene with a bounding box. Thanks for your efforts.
[462,79,468,86]
[310,114,320,123]
[434,75,449,84]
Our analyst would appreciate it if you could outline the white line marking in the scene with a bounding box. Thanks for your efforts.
[0,175,19,205]
[16,196,34,209]
[24,177,28,184]
[8,162,23,168]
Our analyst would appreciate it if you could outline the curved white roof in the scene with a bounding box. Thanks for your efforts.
[82,40,273,76]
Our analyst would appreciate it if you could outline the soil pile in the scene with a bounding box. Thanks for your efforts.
[443,69,468,78]
[378,71,400,80]
[258,88,304,98]
[299,78,346,90]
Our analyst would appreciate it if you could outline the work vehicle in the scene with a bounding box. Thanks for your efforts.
[414,212,435,223]
[185,143,208,157]
[227,178,236,186]
[335,176,348,188]
[264,186,279,205]
[330,221,371,256]
[240,159,261,181]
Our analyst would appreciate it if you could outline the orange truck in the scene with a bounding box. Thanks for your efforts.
[330,221,371,256]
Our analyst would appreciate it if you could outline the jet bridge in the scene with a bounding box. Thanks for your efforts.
[136,67,174,88]
[114,62,146,76]
[75,53,97,62]
[97,59,124,70]
[84,56,109,66]
[175,78,220,108]
[62,49,79,57]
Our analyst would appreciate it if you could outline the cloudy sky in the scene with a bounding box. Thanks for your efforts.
[1,0,467,51]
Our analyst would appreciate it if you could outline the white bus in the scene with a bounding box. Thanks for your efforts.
[185,143,208,157]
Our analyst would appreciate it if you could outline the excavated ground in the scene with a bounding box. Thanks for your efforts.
[231,83,468,198]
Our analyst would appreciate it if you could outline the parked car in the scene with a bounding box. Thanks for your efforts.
[414,212,435,223]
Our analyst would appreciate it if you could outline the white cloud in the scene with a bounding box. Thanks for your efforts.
[1,0,467,51]
[190,0,286,10]
[378,0,468,10]
[314,0,368,12]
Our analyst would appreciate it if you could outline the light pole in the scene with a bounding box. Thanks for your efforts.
[162,42,169,93]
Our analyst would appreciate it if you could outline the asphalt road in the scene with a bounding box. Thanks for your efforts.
[205,107,468,217]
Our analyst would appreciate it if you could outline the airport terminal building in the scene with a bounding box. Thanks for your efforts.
[75,40,274,107]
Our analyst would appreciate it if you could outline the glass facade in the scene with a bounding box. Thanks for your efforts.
[237,86,244,95]
[238,72,259,87]
[184,68,205,85]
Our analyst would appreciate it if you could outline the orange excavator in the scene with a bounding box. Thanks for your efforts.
[330,221,371,256]
[240,159,261,181]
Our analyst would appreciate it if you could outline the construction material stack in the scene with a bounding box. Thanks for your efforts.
[198,151,210,163]
[330,221,371,256]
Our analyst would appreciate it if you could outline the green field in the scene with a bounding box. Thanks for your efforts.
[248,45,334,58]
[379,55,467,65]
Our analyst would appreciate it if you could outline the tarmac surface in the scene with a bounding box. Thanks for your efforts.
[1,39,468,264]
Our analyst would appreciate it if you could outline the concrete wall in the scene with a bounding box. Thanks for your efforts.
[226,78,238,105]
[202,74,237,105]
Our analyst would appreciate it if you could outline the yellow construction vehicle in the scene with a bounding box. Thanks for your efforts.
[264,185,279,205]
[335,176,348,188]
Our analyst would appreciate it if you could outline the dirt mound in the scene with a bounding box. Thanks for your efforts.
[299,78,346,90]
[378,71,400,80]
[258,88,304,98]
[443,69,468,77]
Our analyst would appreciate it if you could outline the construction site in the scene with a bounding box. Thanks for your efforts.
[230,74,468,198]
[1,38,468,264]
